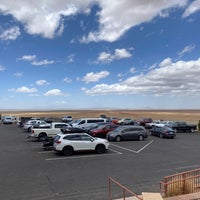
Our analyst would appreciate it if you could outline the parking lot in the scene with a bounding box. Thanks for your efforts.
[0,124,200,200]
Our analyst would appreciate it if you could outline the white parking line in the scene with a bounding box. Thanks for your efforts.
[45,148,122,161]
[110,140,154,154]
[136,140,154,153]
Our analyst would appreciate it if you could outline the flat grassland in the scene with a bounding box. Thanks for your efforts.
[1,109,200,124]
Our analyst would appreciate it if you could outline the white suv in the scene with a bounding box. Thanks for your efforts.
[54,133,109,156]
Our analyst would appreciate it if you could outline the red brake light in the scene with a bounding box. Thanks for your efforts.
[32,130,34,133]
[56,140,61,144]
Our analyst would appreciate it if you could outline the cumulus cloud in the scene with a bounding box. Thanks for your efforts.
[44,89,65,96]
[35,80,49,86]
[9,86,37,93]
[82,71,110,83]
[0,26,21,41]
[1,0,198,42]
[81,0,188,42]
[82,57,200,96]
[96,48,132,64]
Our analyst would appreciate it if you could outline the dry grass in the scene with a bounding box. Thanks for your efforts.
[1,109,200,124]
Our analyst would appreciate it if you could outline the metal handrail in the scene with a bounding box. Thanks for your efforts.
[108,177,142,200]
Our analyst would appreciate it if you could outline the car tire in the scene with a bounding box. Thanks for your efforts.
[95,144,106,154]
[174,128,178,133]
[159,133,163,138]
[191,128,195,133]
[116,136,121,142]
[138,135,144,141]
[63,146,73,156]
[38,133,47,142]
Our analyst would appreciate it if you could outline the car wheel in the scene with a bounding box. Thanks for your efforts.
[116,136,121,142]
[95,144,106,154]
[138,135,144,141]
[63,146,73,156]
[38,133,47,141]
[174,128,178,133]
[191,128,194,133]
[159,133,163,138]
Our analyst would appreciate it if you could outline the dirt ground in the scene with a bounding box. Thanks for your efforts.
[1,109,200,125]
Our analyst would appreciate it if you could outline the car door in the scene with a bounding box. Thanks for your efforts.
[122,128,137,140]
[79,134,96,150]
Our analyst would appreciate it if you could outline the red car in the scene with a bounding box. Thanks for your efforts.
[89,123,119,138]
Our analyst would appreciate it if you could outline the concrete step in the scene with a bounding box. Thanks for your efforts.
[142,192,164,200]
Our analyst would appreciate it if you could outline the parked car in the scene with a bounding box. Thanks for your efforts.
[53,133,109,156]
[30,122,70,141]
[71,118,107,128]
[44,117,54,123]
[150,126,176,139]
[117,118,135,125]
[138,118,153,126]
[166,121,197,133]
[23,120,45,132]
[107,125,148,142]
[2,116,13,124]
[89,123,119,138]
[80,122,110,133]
[145,120,165,129]
[31,121,51,129]
[61,115,73,123]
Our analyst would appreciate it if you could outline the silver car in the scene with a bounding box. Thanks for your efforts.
[107,125,148,142]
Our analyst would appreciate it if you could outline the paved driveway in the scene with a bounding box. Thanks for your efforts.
[0,124,200,200]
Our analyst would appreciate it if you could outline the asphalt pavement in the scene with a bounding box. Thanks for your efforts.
[0,124,200,200]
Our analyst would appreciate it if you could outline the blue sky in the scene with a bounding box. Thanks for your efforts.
[0,0,200,110]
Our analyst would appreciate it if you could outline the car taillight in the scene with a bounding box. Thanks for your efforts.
[56,140,61,144]
[32,130,34,133]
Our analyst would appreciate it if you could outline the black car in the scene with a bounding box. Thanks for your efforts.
[150,126,176,139]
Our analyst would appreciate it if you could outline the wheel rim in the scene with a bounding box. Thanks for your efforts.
[138,135,144,141]
[63,146,73,156]
[96,145,105,154]
[116,136,121,142]
[160,133,163,138]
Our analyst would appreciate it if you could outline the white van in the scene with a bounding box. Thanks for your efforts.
[71,118,107,127]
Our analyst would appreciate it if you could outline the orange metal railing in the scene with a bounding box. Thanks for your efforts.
[108,177,142,200]
[160,168,200,197]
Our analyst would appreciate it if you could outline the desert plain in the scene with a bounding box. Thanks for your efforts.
[1,109,200,125]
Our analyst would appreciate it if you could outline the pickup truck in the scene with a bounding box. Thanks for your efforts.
[168,121,196,133]
[29,122,69,141]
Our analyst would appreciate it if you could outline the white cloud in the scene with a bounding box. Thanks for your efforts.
[83,57,200,96]
[182,0,200,18]
[0,0,194,42]
[31,59,54,66]
[0,65,5,71]
[9,86,37,93]
[14,72,23,77]
[96,48,132,64]
[36,80,49,86]
[178,44,196,57]
[0,0,92,38]
[129,67,136,73]
[66,54,75,63]
[64,77,72,83]
[82,71,110,83]
[44,89,65,96]
[0,26,21,41]
[81,0,187,42]
[17,55,36,61]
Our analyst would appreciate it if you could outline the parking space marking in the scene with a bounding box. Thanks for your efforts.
[45,148,122,161]
[136,140,154,153]
[110,140,154,154]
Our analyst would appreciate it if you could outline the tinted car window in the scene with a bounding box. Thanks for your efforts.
[64,134,81,141]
